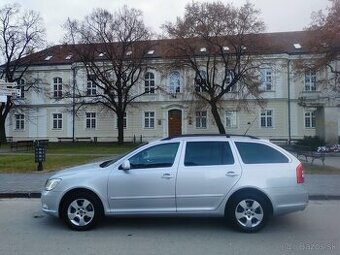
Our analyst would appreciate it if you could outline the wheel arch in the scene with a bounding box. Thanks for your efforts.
[58,188,105,219]
[225,187,274,216]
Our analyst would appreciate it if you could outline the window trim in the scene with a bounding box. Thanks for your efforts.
[144,111,155,129]
[260,68,273,91]
[53,77,63,98]
[14,114,25,131]
[85,112,97,129]
[304,69,317,92]
[195,111,207,129]
[144,71,155,94]
[226,111,238,129]
[304,110,316,129]
[169,71,181,94]
[260,109,274,128]
[52,113,63,130]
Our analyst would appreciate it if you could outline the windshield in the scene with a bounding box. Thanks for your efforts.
[99,143,148,168]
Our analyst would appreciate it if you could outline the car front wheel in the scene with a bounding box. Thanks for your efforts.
[61,192,102,231]
[227,193,271,233]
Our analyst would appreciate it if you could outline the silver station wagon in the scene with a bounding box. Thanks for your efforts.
[41,135,308,232]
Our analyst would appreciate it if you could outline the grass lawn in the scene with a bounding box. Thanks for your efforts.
[0,142,139,173]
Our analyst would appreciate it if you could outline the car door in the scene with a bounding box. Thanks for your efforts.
[108,142,181,214]
[176,140,241,212]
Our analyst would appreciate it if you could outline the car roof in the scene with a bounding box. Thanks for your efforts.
[160,134,260,142]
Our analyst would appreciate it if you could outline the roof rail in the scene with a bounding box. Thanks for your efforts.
[161,134,259,141]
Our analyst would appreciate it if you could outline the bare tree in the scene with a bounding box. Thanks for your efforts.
[0,3,45,142]
[64,6,153,144]
[298,0,340,88]
[162,1,267,134]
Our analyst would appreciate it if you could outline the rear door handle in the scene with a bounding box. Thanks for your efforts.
[162,173,174,179]
[225,171,238,177]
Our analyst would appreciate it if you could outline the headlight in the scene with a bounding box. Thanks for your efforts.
[45,178,62,191]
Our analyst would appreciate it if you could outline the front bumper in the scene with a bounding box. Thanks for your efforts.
[41,190,63,217]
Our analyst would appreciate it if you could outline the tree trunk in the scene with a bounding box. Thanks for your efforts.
[210,102,226,134]
[116,111,125,144]
[0,118,6,143]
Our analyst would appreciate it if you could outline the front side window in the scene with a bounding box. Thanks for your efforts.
[305,111,316,128]
[260,109,273,128]
[145,72,155,94]
[128,143,180,169]
[260,68,272,91]
[226,111,238,128]
[15,114,24,130]
[86,75,97,96]
[144,111,155,129]
[53,77,63,98]
[235,142,289,164]
[169,71,180,93]
[86,112,96,129]
[195,111,207,129]
[184,142,234,166]
[304,70,316,91]
[52,113,62,129]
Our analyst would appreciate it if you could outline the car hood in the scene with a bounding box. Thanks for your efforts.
[51,161,104,178]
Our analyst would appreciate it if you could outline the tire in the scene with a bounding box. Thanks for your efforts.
[227,193,271,233]
[61,191,103,231]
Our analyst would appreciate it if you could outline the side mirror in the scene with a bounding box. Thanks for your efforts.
[120,160,131,170]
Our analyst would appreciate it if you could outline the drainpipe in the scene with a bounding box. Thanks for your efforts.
[72,64,76,143]
[287,58,292,144]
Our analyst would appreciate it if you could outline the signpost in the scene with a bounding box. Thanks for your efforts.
[0,79,20,102]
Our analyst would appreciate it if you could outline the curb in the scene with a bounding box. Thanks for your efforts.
[1,193,340,200]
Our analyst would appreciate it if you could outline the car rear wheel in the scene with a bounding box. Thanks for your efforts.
[227,193,270,233]
[61,192,102,231]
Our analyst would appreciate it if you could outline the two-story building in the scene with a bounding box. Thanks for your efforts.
[4,31,340,144]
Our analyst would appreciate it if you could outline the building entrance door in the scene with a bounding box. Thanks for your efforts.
[168,110,182,137]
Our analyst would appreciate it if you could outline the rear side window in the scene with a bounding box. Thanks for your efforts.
[235,142,289,164]
[184,142,234,166]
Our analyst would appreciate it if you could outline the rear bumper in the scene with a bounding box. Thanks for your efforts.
[265,186,309,216]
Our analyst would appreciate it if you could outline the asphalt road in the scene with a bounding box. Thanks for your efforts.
[0,199,339,255]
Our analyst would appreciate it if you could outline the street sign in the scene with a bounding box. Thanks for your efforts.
[0,79,21,101]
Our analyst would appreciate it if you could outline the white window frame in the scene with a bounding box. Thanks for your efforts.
[144,72,155,94]
[304,70,317,91]
[52,113,63,130]
[85,112,96,129]
[53,77,63,98]
[225,70,236,92]
[260,68,273,91]
[304,111,316,129]
[17,79,25,99]
[260,109,274,128]
[226,111,238,128]
[195,111,207,129]
[195,70,207,93]
[144,111,155,129]
[86,75,97,96]
[169,71,181,93]
[15,114,25,130]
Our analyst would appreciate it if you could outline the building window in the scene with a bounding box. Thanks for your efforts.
[86,112,96,129]
[260,68,273,91]
[144,111,155,129]
[145,72,155,94]
[195,70,207,93]
[17,79,25,98]
[305,111,316,128]
[53,77,63,98]
[260,109,273,128]
[304,70,316,91]
[226,111,238,128]
[169,71,180,93]
[52,113,62,130]
[15,114,25,130]
[196,111,207,129]
[225,70,236,92]
[116,112,127,129]
[86,75,97,96]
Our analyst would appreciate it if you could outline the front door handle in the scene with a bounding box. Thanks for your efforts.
[225,171,238,177]
[161,173,174,179]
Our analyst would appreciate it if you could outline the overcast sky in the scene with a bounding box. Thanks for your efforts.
[2,0,330,45]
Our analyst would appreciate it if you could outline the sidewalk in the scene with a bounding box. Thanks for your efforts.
[0,172,340,200]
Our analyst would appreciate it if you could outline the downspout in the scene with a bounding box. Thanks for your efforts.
[287,58,292,144]
[72,64,76,143]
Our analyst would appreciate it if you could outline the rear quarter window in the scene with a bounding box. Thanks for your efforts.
[235,142,289,164]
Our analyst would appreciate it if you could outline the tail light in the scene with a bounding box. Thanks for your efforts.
[296,163,304,183]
